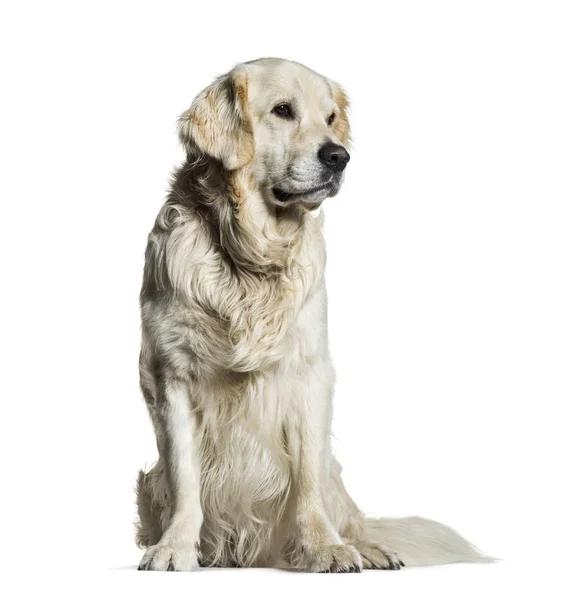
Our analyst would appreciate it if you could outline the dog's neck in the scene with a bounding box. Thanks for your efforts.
[168,154,323,276]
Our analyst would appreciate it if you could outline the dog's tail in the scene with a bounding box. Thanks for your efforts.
[364,516,495,567]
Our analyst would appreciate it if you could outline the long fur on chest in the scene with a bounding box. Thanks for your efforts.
[140,155,327,378]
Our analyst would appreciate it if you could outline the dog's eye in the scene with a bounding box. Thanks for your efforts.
[272,103,293,119]
[327,112,336,126]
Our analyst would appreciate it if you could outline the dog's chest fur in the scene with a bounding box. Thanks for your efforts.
[142,202,328,377]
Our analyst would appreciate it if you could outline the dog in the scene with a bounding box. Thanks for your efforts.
[135,58,490,572]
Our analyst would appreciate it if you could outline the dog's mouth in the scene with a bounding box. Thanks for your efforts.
[272,185,330,203]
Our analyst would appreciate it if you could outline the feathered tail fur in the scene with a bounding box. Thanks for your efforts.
[364,516,494,567]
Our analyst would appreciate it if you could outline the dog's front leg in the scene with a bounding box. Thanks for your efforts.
[285,363,362,573]
[138,377,202,571]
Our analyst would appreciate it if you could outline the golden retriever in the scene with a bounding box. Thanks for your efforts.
[135,58,490,572]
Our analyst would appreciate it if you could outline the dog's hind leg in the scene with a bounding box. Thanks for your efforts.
[135,348,172,550]
[135,464,168,549]
[326,459,402,570]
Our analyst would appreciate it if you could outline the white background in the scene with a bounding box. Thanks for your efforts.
[1,1,575,598]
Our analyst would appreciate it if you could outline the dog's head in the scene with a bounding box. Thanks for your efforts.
[178,58,351,208]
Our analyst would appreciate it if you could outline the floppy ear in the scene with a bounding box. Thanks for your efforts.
[178,69,254,170]
[330,81,352,148]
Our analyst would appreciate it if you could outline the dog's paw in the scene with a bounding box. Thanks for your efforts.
[138,543,200,571]
[354,541,403,570]
[297,544,363,573]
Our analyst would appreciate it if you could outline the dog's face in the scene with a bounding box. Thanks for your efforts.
[179,58,351,208]
[245,59,351,207]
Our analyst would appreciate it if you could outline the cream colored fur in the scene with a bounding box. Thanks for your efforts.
[135,58,491,572]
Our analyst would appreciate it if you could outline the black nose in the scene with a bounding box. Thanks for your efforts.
[317,142,350,172]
